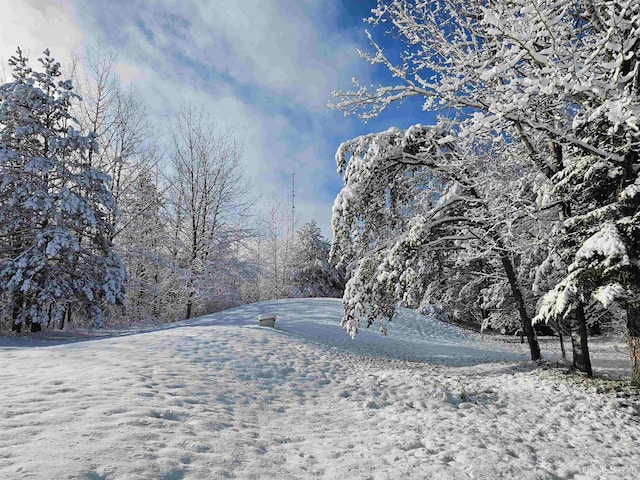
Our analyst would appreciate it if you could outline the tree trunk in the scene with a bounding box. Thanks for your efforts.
[11,321,21,334]
[627,304,640,385]
[11,291,23,333]
[570,302,592,376]
[153,269,159,318]
[60,308,71,330]
[499,253,541,361]
[185,279,195,320]
[185,295,193,320]
[30,322,42,333]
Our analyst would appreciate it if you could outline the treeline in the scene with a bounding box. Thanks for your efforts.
[0,47,343,333]
[329,0,640,382]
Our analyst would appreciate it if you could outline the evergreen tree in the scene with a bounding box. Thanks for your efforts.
[289,221,344,298]
[0,48,125,332]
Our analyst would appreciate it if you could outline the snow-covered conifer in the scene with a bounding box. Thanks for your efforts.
[289,221,345,298]
[0,48,125,332]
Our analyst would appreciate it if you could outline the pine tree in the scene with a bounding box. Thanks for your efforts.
[0,48,125,332]
[289,221,344,298]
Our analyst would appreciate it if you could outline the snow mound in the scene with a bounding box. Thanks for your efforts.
[182,298,525,366]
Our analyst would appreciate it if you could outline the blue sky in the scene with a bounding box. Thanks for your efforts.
[0,0,431,237]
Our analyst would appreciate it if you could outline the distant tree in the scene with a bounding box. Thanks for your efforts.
[255,194,297,300]
[113,168,179,323]
[289,221,345,298]
[167,106,253,319]
[72,45,169,325]
[0,48,125,332]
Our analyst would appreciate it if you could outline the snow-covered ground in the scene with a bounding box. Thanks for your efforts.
[1,298,639,479]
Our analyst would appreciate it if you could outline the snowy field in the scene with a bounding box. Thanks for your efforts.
[1,298,639,479]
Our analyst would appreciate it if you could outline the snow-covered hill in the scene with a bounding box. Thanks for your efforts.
[179,298,524,365]
[1,298,639,479]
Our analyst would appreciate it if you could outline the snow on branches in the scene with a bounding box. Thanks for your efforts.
[331,0,640,375]
[331,121,546,360]
[289,221,345,298]
[0,49,125,331]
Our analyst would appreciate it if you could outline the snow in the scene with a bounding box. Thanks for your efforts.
[2,298,640,479]
[572,223,630,270]
[593,284,630,309]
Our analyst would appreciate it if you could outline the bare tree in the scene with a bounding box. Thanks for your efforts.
[72,45,170,326]
[256,195,298,300]
[167,105,253,319]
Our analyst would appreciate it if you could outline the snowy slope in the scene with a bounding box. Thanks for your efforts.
[182,298,524,365]
[1,298,639,479]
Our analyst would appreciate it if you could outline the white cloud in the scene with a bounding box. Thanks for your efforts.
[0,0,373,238]
[185,0,355,105]
[71,0,369,110]
[114,61,147,84]
[0,0,84,68]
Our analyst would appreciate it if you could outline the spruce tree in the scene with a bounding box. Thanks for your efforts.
[290,221,344,298]
[0,48,125,332]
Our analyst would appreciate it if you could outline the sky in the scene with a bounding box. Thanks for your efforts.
[0,0,429,237]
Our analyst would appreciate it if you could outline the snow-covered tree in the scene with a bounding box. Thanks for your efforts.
[331,0,640,379]
[467,0,640,378]
[0,48,125,332]
[72,46,171,325]
[244,192,299,301]
[167,105,253,319]
[289,221,344,298]
[111,168,180,323]
[332,124,545,360]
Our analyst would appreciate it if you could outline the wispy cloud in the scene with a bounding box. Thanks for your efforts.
[0,0,409,237]
[0,0,84,70]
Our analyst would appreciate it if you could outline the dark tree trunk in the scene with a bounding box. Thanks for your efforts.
[30,322,42,333]
[153,269,159,318]
[185,285,194,320]
[499,253,541,361]
[185,249,197,319]
[559,332,566,360]
[60,309,71,330]
[627,304,640,385]
[11,320,22,334]
[570,302,593,376]
[11,291,23,333]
